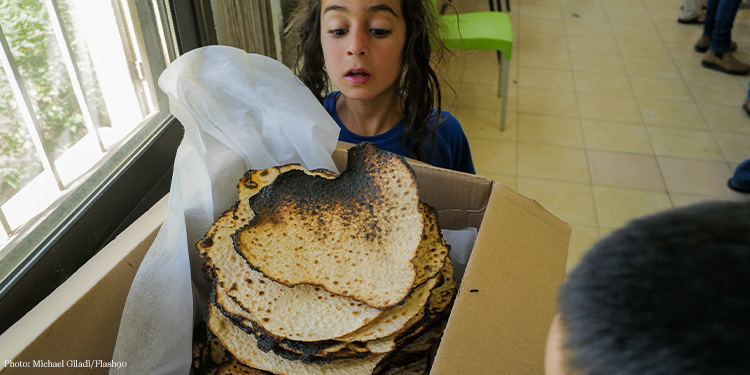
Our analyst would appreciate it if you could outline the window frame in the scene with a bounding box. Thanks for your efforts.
[0,0,216,334]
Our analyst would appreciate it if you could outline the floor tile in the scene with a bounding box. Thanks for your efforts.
[561,6,607,21]
[573,72,633,97]
[658,157,741,197]
[566,36,620,55]
[623,55,682,79]
[713,132,750,163]
[687,79,748,107]
[647,127,724,160]
[519,4,564,20]
[611,23,662,42]
[578,94,643,123]
[519,32,569,51]
[519,15,566,35]
[518,88,579,118]
[582,120,653,154]
[616,39,672,59]
[517,113,583,148]
[456,107,517,142]
[637,98,707,129]
[570,53,626,75]
[601,0,647,9]
[629,77,694,102]
[657,21,702,44]
[606,8,655,26]
[518,67,575,92]
[588,150,666,191]
[461,62,501,86]
[564,18,613,37]
[519,48,572,70]
[561,0,604,8]
[455,83,518,112]
[517,143,590,183]
[470,138,517,175]
[593,186,673,228]
[701,104,750,134]
[566,225,600,272]
[516,177,598,226]
[665,42,702,62]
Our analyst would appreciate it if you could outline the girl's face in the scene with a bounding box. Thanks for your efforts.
[320,0,406,102]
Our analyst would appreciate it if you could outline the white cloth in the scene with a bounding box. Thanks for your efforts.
[442,227,478,285]
[109,46,340,375]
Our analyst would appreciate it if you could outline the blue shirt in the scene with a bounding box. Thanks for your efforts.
[324,92,475,174]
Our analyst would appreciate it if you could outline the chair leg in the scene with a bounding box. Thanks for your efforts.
[498,54,510,131]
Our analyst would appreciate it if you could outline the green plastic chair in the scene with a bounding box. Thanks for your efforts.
[440,11,514,131]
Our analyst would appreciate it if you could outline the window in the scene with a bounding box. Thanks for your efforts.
[0,0,214,333]
[0,0,172,243]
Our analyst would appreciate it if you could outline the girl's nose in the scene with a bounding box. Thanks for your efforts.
[346,28,367,56]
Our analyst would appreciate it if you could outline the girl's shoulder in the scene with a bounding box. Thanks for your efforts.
[431,109,465,137]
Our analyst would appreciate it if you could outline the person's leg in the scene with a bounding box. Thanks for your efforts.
[709,0,742,52]
[695,0,718,50]
[701,0,747,74]
[702,0,719,38]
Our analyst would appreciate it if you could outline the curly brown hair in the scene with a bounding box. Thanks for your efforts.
[287,0,450,163]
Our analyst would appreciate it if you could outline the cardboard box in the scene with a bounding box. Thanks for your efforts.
[0,143,570,374]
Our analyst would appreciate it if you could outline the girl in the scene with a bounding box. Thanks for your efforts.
[288,0,475,174]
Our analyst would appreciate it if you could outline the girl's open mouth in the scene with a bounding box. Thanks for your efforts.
[345,69,371,84]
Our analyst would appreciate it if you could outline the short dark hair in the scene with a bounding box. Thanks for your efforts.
[558,201,750,375]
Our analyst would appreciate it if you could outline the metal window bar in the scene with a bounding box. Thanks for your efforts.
[0,26,66,237]
[0,25,66,194]
[44,0,107,153]
[152,0,178,64]
[112,0,153,118]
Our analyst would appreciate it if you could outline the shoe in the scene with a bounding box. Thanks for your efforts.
[694,35,738,53]
[678,16,704,24]
[728,159,750,193]
[702,51,750,75]
[728,178,750,193]
[743,101,750,117]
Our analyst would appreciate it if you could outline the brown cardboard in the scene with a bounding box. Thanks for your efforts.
[0,143,570,374]
[0,197,167,375]
[431,184,571,374]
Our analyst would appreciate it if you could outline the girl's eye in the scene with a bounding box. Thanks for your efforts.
[327,29,347,37]
[370,29,392,38]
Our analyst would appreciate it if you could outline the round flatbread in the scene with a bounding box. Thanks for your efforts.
[234,143,423,308]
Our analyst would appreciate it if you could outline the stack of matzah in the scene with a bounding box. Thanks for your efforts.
[194,143,456,375]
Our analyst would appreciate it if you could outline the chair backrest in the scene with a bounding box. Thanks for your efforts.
[439,11,513,60]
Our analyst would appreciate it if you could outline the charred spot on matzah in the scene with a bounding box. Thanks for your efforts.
[234,143,423,309]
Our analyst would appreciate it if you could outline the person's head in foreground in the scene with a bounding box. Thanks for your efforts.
[546,201,750,375]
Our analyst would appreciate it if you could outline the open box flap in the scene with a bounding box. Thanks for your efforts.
[431,184,571,374]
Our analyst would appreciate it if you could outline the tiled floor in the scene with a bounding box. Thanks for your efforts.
[442,0,750,271]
